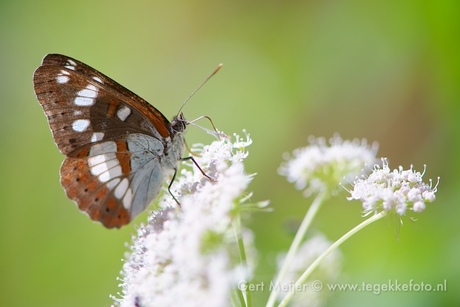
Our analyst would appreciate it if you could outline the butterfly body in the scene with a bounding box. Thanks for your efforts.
[33,54,186,228]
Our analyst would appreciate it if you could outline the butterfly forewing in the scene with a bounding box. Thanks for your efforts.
[37,54,172,138]
[33,54,186,228]
[33,55,171,155]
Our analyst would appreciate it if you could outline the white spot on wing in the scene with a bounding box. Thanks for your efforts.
[117,106,131,121]
[89,142,117,156]
[72,119,90,132]
[73,110,83,116]
[114,178,129,199]
[91,132,104,142]
[57,70,70,83]
[74,97,94,106]
[107,178,121,190]
[92,76,103,83]
[64,59,76,70]
[88,153,116,167]
[65,65,75,70]
[99,165,122,183]
[57,75,69,84]
[78,84,98,97]
[90,159,119,176]
[123,188,133,209]
[74,84,98,106]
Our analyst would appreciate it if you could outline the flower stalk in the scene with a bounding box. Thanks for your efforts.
[277,211,387,307]
[266,190,327,307]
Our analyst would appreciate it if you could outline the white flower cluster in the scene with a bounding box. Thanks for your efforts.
[113,132,254,307]
[348,158,438,216]
[279,135,378,196]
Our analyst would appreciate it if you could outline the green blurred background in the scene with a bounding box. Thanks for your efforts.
[1,0,459,306]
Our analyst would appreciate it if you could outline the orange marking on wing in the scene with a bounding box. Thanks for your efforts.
[115,140,131,175]
[88,205,101,220]
[106,196,118,211]
[73,147,90,158]
[100,197,130,228]
[60,158,102,211]
[127,101,171,138]
[107,100,119,117]
[144,111,171,137]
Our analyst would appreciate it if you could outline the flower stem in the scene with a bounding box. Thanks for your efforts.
[266,190,328,307]
[277,211,387,307]
[233,213,251,307]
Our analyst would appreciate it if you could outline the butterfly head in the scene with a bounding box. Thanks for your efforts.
[170,112,187,136]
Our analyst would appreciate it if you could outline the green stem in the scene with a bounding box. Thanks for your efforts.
[233,213,251,307]
[266,190,328,307]
[277,211,387,307]
[232,287,246,307]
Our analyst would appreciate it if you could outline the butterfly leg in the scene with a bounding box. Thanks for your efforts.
[181,156,217,182]
[167,156,217,206]
[167,168,181,206]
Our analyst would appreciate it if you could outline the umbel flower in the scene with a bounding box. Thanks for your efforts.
[348,158,439,216]
[269,135,378,307]
[271,137,439,307]
[279,135,378,196]
[112,131,255,307]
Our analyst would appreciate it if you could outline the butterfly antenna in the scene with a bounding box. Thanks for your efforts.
[176,63,223,116]
[188,115,222,140]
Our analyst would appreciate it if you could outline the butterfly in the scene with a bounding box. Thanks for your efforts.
[33,54,200,228]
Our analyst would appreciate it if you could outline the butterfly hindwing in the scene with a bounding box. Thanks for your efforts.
[60,156,130,228]
[59,135,167,228]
